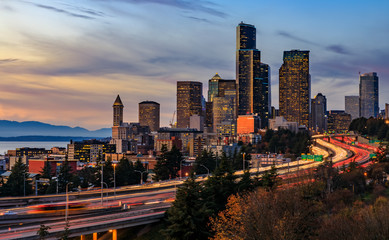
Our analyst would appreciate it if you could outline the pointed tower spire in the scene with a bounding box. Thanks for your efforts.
[113,94,123,106]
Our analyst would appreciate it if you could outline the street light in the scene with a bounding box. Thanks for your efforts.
[199,164,210,178]
[113,163,117,197]
[134,170,147,185]
[180,160,185,178]
[52,177,59,194]
[100,162,104,206]
[65,182,73,223]
[242,153,246,171]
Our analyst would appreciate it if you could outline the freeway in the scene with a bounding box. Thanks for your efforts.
[0,134,376,239]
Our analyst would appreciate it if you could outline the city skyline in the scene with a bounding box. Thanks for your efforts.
[1,0,388,130]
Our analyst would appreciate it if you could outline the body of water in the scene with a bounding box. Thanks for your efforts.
[0,141,68,155]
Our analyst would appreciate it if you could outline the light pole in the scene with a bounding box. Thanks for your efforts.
[135,170,147,185]
[101,162,104,206]
[23,172,26,197]
[199,164,210,178]
[113,163,117,197]
[242,153,246,171]
[180,160,185,178]
[65,182,73,223]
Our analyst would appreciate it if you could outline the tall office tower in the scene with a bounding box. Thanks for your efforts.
[207,73,236,131]
[345,96,360,120]
[177,81,203,128]
[236,22,270,127]
[386,103,389,120]
[311,93,327,133]
[213,90,237,132]
[139,101,160,132]
[208,73,236,102]
[256,63,271,127]
[279,50,310,127]
[359,72,379,118]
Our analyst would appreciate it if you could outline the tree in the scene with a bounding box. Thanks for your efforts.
[116,158,136,186]
[194,150,216,175]
[2,158,32,196]
[57,160,76,193]
[259,165,279,191]
[60,221,70,240]
[162,174,212,240]
[37,224,51,240]
[78,166,98,188]
[153,145,183,181]
[153,145,171,181]
[134,159,148,184]
[102,159,114,187]
[40,160,52,179]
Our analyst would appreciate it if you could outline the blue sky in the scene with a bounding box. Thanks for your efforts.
[0,0,388,129]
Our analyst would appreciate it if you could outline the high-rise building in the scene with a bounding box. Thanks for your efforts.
[177,81,203,128]
[207,73,236,131]
[345,96,359,120]
[236,22,271,127]
[386,103,389,120]
[113,95,123,127]
[359,72,379,118]
[327,110,351,133]
[279,50,310,127]
[139,101,160,132]
[213,90,237,132]
[311,93,327,133]
[208,73,236,102]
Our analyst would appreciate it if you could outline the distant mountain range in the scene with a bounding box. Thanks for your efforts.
[0,120,111,139]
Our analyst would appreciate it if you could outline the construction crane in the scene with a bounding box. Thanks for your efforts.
[169,110,176,128]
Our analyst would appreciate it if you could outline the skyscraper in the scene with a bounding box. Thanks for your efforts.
[177,81,203,128]
[279,50,310,127]
[208,73,236,102]
[139,101,160,132]
[113,94,123,127]
[236,22,271,127]
[345,96,359,120]
[207,73,236,131]
[311,93,327,133]
[359,72,379,118]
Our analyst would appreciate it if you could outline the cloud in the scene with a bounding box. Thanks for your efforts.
[326,45,351,55]
[94,0,227,18]
[185,16,211,23]
[0,58,18,64]
[23,1,97,20]
[277,31,318,45]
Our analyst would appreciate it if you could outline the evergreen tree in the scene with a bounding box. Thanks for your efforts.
[194,150,216,175]
[2,158,33,196]
[203,155,238,214]
[116,158,136,186]
[78,166,98,188]
[102,159,114,187]
[162,174,212,240]
[259,165,279,191]
[40,160,52,179]
[57,160,75,193]
[153,145,171,181]
[134,159,148,184]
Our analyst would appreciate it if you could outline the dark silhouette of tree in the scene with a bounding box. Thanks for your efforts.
[2,158,32,196]
[37,224,51,240]
[162,174,212,240]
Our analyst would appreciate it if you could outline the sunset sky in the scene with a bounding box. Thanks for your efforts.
[1,0,388,130]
